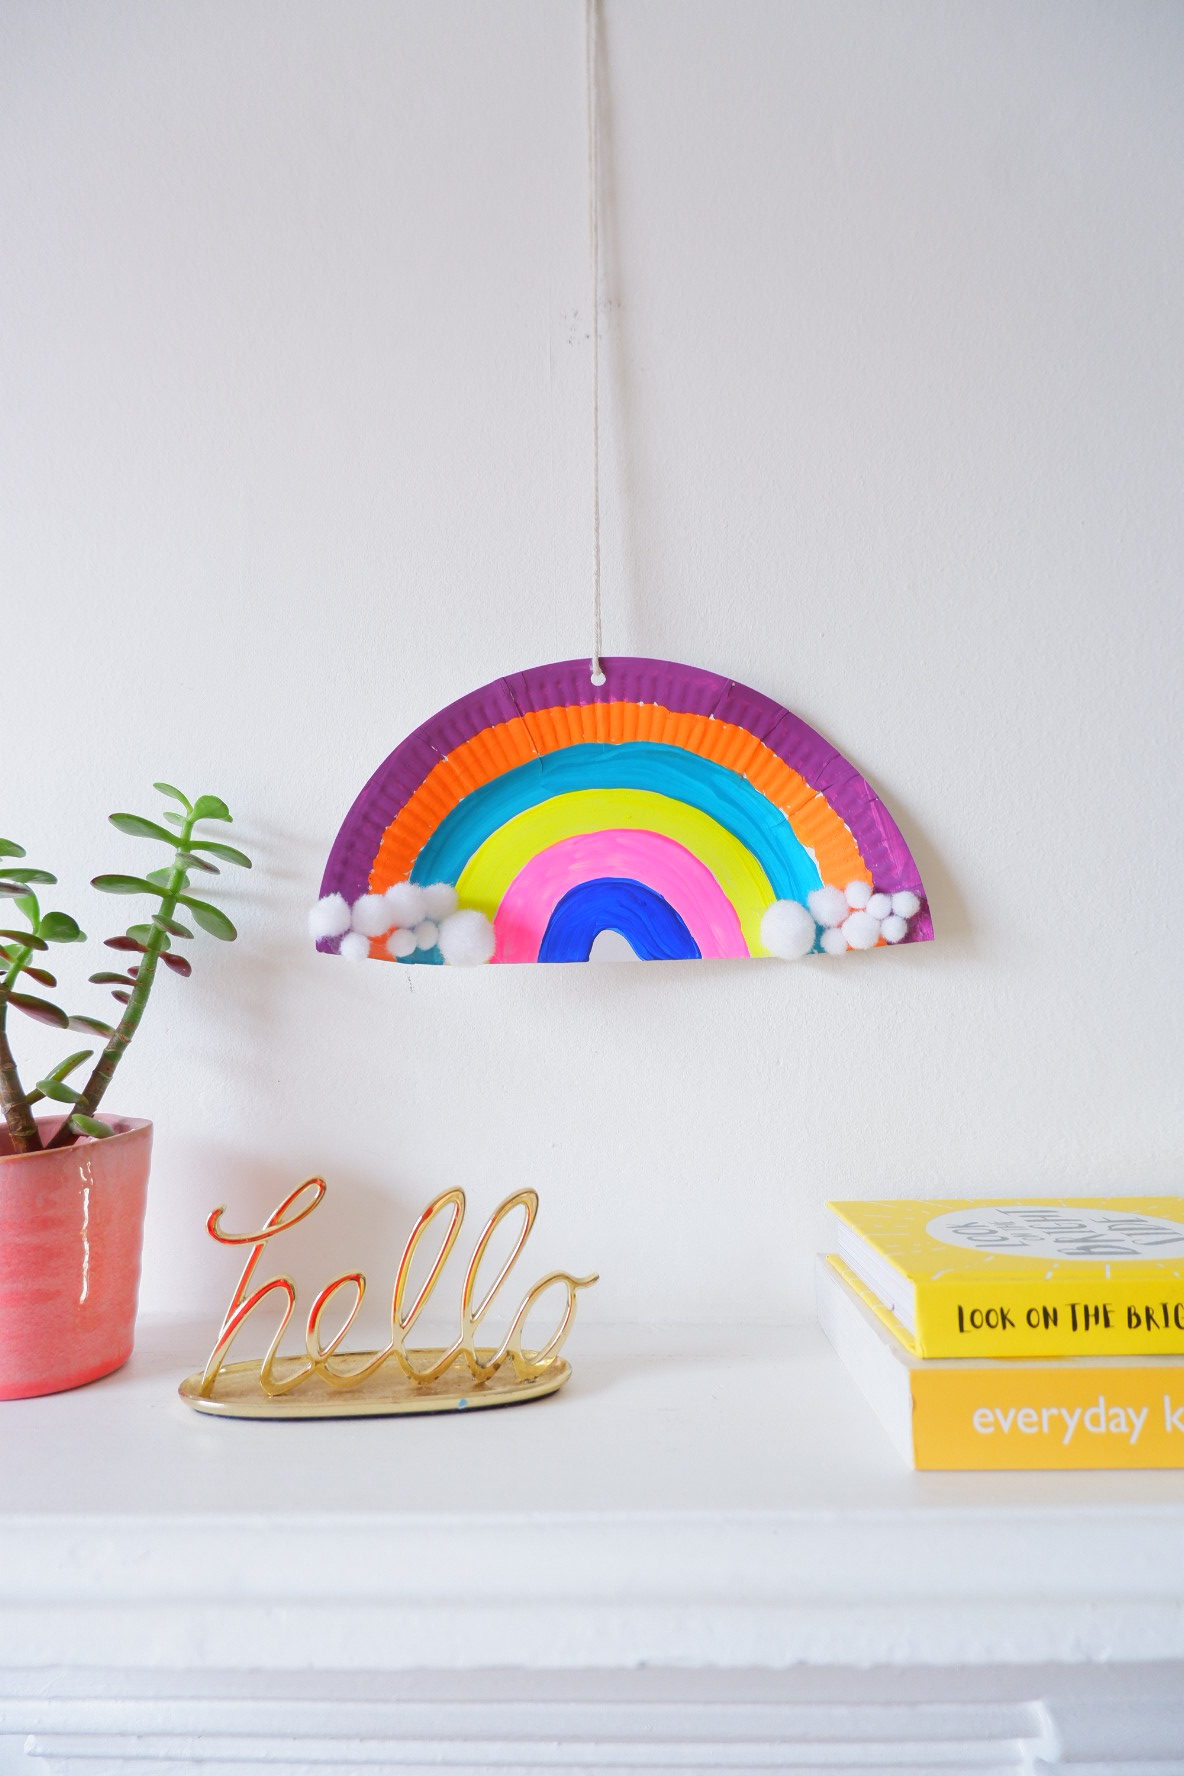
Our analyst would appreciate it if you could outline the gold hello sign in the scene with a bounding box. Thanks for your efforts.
[179,1179,598,1418]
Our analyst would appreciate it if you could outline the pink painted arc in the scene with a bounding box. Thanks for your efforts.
[494,830,750,963]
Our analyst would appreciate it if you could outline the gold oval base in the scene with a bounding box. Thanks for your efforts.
[178,1350,572,1419]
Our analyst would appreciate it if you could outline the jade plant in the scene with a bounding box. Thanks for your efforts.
[0,784,249,1154]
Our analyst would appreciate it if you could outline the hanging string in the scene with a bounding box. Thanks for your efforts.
[586,0,606,686]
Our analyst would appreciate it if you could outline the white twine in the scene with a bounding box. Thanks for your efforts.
[586,0,606,686]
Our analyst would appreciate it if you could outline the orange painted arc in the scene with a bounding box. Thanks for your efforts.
[370,703,870,893]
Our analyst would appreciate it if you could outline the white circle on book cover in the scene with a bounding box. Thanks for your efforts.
[925,1205,1184,1262]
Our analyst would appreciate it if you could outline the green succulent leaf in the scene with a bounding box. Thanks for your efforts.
[39,911,84,944]
[152,916,192,939]
[190,841,251,868]
[174,853,218,874]
[0,882,35,898]
[72,1114,114,1139]
[14,893,39,924]
[109,813,177,845]
[36,1079,84,1104]
[153,783,192,811]
[124,924,162,947]
[145,867,178,890]
[92,874,166,897]
[8,992,69,1028]
[179,895,237,941]
[163,811,186,829]
[88,971,136,987]
[68,1016,116,1037]
[0,840,26,860]
[192,795,232,823]
[0,868,56,885]
[39,1050,93,1089]
[0,929,48,951]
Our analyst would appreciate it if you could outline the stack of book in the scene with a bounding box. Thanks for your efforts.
[818,1197,1184,1469]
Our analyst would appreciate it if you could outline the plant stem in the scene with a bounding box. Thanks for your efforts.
[47,813,198,1150]
[0,947,42,1152]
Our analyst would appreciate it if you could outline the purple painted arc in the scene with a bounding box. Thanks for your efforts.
[318,660,927,934]
[493,831,751,963]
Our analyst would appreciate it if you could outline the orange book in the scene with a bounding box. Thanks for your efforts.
[818,1255,1184,1470]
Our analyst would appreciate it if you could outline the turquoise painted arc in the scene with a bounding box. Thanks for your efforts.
[540,879,701,963]
[409,742,826,902]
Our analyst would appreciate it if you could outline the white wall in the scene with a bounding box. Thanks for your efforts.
[2,0,1181,1331]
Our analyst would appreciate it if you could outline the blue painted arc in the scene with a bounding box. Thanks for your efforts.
[539,879,702,964]
[409,742,824,903]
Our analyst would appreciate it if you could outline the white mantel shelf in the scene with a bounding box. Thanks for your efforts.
[3,1316,1184,1677]
[6,1318,1184,1771]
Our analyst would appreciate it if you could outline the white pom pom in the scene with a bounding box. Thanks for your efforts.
[880,913,908,944]
[891,890,921,919]
[843,909,881,950]
[845,880,872,910]
[384,881,427,927]
[760,899,816,960]
[438,908,496,965]
[387,928,417,959]
[308,892,351,940]
[412,920,440,951]
[351,894,392,938]
[338,931,371,962]
[820,925,848,955]
[807,885,849,928]
[867,892,893,920]
[421,882,459,921]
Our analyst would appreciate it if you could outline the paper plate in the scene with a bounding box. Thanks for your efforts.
[316,656,932,964]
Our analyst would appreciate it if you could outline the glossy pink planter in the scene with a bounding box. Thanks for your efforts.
[0,1117,151,1400]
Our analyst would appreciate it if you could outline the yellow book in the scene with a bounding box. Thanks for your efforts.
[827,1197,1184,1358]
[818,1256,1184,1470]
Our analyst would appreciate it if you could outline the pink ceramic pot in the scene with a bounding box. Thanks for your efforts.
[0,1117,151,1400]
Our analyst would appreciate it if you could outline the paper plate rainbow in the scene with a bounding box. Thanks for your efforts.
[314,657,931,965]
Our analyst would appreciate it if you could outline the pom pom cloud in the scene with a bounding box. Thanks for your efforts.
[309,884,496,966]
[760,883,923,960]
[314,881,921,968]
[307,892,351,941]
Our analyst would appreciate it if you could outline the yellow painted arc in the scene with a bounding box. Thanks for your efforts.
[456,789,776,957]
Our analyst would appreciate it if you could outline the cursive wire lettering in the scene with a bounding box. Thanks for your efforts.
[198,1182,597,1399]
